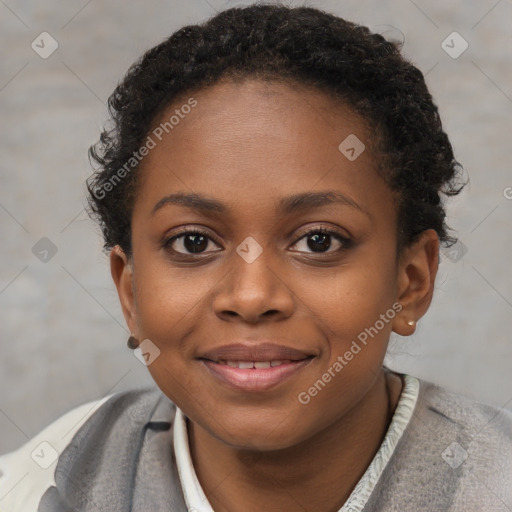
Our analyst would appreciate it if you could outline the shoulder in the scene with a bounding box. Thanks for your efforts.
[416,378,512,476]
[0,386,166,511]
[410,377,512,469]
[387,376,512,509]
[416,377,512,437]
[365,375,512,510]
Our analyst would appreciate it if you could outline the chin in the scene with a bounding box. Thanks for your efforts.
[212,419,309,452]
[227,435,301,453]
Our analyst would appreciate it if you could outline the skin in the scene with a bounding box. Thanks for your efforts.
[111,78,439,512]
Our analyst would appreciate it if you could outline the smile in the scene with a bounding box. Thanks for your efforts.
[199,356,315,392]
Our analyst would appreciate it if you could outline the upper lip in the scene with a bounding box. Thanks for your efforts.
[198,343,316,363]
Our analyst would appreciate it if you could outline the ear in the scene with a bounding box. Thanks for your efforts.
[392,229,439,336]
[110,245,138,336]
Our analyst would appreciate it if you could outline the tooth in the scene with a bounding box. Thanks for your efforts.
[226,361,238,367]
[238,361,254,369]
[254,361,271,369]
[270,360,283,367]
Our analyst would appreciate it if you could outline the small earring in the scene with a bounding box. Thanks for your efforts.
[407,320,416,327]
[127,334,139,349]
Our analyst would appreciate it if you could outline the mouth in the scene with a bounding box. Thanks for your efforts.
[197,342,316,364]
[197,356,315,392]
[199,357,313,368]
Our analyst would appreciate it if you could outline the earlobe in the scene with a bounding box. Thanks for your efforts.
[392,229,439,336]
[110,245,138,335]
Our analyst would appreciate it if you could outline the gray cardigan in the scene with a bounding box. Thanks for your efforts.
[1,377,511,511]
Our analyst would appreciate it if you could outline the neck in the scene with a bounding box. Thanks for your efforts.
[187,368,403,512]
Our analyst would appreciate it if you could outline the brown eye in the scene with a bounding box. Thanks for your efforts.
[290,228,350,254]
[164,230,221,255]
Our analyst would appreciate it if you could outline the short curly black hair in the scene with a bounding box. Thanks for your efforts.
[87,2,466,257]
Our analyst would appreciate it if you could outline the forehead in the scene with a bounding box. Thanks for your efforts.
[133,78,394,224]
[150,78,370,148]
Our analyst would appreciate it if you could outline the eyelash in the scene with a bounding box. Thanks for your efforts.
[163,226,352,257]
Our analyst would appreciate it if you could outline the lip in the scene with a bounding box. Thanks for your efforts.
[197,342,316,363]
[199,358,315,392]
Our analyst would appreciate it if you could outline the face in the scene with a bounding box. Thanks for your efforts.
[112,78,437,451]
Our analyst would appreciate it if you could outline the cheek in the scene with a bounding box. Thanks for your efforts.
[134,265,211,404]
[133,255,214,335]
[297,255,397,352]
[290,265,397,436]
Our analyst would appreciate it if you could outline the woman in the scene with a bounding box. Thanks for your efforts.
[1,4,510,511]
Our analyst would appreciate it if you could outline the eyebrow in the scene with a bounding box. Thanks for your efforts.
[151,191,366,216]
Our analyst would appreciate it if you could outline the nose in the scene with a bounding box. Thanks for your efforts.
[212,247,295,324]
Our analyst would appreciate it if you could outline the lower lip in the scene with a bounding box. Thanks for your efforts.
[199,358,314,392]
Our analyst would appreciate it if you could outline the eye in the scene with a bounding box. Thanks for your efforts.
[163,226,351,257]
[290,227,351,254]
[163,229,221,255]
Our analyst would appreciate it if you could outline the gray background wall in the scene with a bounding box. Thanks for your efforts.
[0,0,511,454]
